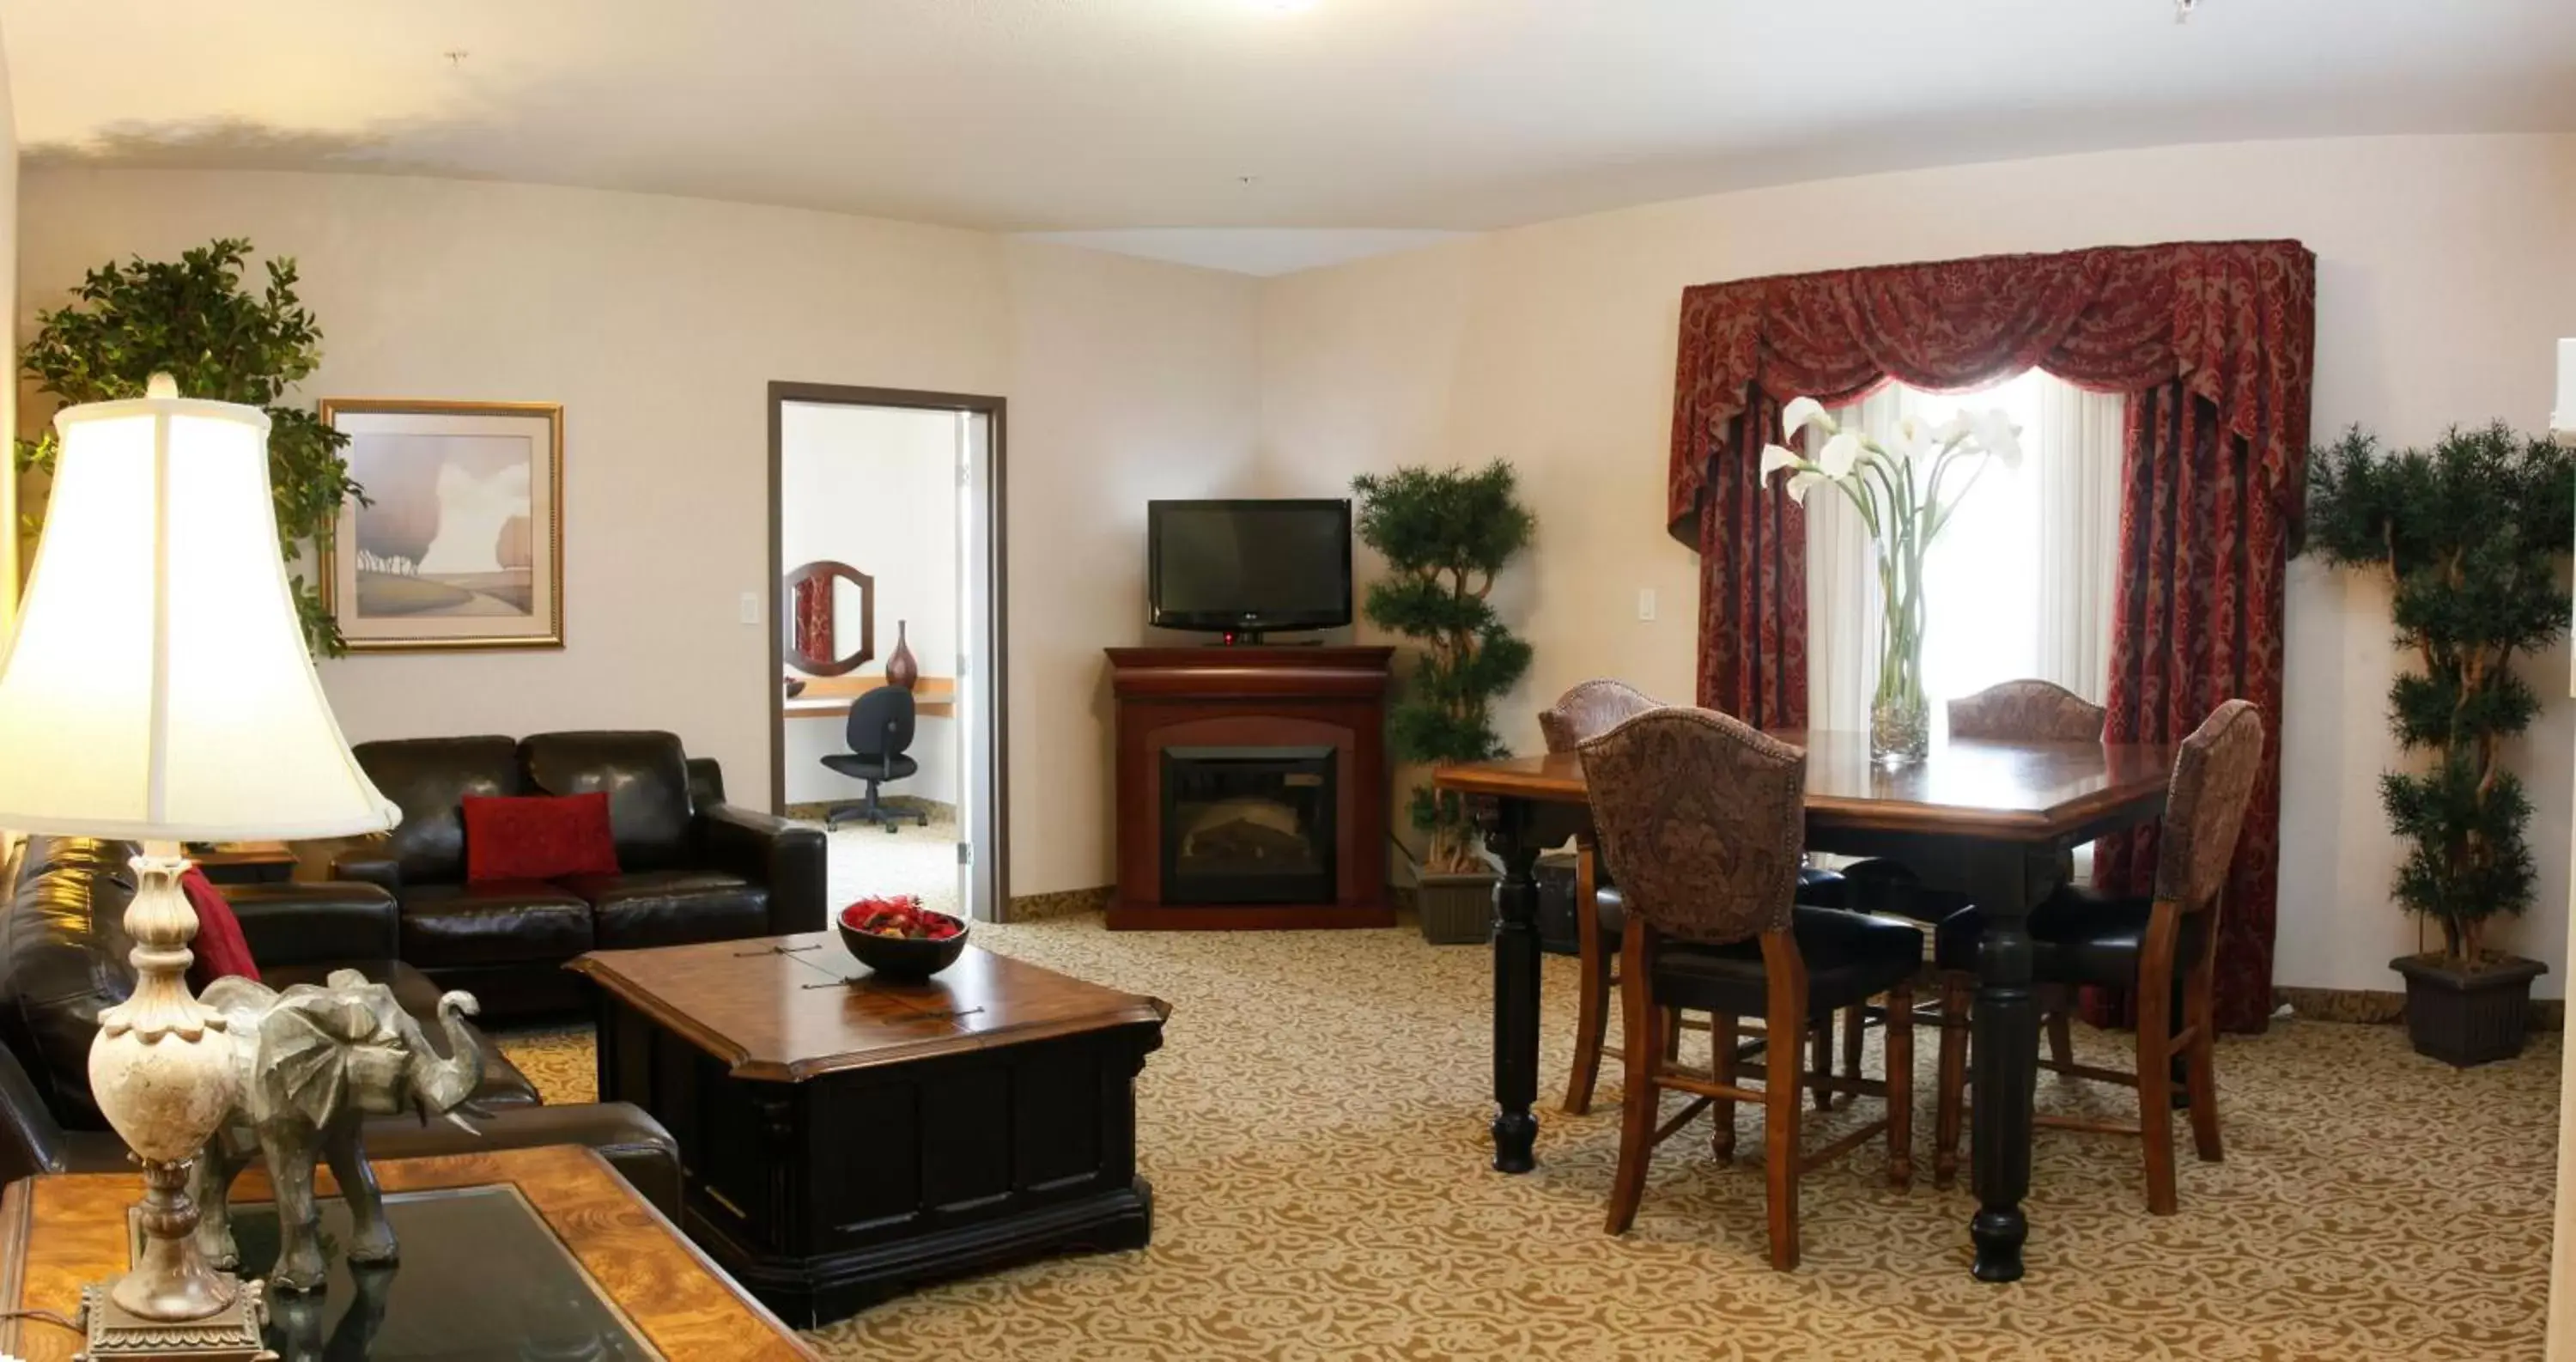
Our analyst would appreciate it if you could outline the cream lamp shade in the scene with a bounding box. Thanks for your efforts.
[0,375,398,840]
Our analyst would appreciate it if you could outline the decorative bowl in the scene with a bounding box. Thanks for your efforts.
[835,900,968,980]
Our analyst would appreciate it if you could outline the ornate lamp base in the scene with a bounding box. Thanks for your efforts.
[76,1277,274,1361]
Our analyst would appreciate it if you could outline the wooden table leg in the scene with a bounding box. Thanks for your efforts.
[1485,796,1544,1174]
[1966,842,2064,1282]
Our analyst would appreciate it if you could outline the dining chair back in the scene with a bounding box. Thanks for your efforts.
[2153,698,2266,916]
[1538,678,1662,755]
[1580,708,1803,946]
[1945,678,2108,742]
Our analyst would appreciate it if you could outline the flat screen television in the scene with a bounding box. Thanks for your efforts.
[1148,498,1352,637]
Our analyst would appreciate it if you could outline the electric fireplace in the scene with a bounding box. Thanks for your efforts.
[1160,745,1337,905]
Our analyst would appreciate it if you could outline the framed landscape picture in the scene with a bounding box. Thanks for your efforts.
[320,399,564,651]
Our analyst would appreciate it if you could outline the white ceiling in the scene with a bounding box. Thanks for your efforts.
[7,0,2573,273]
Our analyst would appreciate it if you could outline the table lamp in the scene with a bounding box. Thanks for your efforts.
[0,374,399,1357]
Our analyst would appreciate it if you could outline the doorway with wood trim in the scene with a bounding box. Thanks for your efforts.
[767,383,1006,923]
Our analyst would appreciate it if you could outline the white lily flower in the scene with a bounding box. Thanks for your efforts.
[1759,444,1807,479]
[1816,430,1863,480]
[1933,411,1975,448]
[1971,407,2024,470]
[1780,396,1835,443]
[1890,415,1932,463]
[1784,470,1825,505]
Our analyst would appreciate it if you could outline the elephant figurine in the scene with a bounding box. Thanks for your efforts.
[188,969,487,1292]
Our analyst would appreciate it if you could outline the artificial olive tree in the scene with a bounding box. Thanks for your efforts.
[2302,423,2574,965]
[16,239,360,654]
[1352,461,1535,874]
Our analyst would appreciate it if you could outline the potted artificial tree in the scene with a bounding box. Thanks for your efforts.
[2304,423,2574,1066]
[1352,462,1534,944]
[15,238,360,654]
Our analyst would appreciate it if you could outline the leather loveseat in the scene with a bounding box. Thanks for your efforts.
[334,731,824,1018]
[0,836,680,1208]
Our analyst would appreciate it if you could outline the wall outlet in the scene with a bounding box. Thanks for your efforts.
[1637,587,1658,622]
[739,591,762,625]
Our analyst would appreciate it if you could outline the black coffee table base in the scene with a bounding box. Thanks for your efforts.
[692,1181,1152,1323]
[592,993,1164,1327]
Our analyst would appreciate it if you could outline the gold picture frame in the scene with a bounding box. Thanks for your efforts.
[319,398,565,652]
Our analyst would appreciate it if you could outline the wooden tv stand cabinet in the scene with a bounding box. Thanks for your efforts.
[1106,645,1394,930]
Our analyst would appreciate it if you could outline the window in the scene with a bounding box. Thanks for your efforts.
[1807,370,2125,733]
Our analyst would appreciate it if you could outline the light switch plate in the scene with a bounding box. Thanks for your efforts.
[739,591,762,625]
[1637,587,1657,622]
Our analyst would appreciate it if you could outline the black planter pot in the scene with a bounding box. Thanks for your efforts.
[2391,952,2548,1067]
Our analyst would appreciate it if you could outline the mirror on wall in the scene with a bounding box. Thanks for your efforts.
[785,559,874,677]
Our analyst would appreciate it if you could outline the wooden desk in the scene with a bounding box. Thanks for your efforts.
[1437,730,2175,1284]
[783,674,956,721]
[572,934,1169,1323]
[0,1146,817,1360]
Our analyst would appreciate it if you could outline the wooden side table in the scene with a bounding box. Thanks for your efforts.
[0,1146,817,1361]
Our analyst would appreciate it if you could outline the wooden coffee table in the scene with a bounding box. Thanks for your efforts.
[570,933,1170,1325]
[0,1145,816,1360]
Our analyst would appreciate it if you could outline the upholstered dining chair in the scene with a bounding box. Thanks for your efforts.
[1539,679,1665,1116]
[1540,680,1850,1116]
[1931,699,2264,1213]
[1580,708,1923,1269]
[1827,678,2110,1099]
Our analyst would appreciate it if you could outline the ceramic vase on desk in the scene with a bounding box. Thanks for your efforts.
[887,621,920,691]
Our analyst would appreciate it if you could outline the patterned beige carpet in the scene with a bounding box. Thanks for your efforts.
[499,915,2561,1361]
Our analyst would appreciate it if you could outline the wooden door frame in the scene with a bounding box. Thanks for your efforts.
[767,381,1010,918]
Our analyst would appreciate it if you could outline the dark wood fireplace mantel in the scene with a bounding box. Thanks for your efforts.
[1107,645,1394,930]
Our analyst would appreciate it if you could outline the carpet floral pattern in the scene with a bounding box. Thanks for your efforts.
[498,915,2558,1361]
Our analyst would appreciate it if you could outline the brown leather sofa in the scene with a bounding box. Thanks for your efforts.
[334,731,824,1018]
[0,836,680,1209]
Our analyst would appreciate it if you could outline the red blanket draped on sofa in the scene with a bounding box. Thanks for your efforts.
[1666,240,2314,1031]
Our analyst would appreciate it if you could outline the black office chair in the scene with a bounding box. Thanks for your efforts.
[822,685,927,833]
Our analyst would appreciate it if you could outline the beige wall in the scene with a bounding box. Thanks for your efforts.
[1260,133,2576,999]
[15,169,1261,897]
[0,27,16,622]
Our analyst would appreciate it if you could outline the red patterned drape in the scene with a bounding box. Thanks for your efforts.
[1666,240,2315,1032]
[2088,383,2297,1032]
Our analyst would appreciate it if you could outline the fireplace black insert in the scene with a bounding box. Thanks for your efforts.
[1159,745,1337,905]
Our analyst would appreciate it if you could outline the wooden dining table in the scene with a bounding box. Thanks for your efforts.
[1435,727,2177,1282]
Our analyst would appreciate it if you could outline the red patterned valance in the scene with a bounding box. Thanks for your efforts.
[1665,240,2317,544]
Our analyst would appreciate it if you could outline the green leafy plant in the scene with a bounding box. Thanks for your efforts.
[15,238,360,654]
[2302,423,2574,966]
[1352,462,1535,874]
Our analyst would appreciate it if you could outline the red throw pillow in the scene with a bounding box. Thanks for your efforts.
[463,793,621,885]
[180,867,261,988]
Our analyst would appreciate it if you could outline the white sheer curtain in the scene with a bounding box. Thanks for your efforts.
[1807,371,2125,733]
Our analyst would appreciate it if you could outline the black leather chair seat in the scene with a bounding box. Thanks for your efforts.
[1595,868,1852,938]
[1649,906,1924,1017]
[1934,885,2211,988]
[820,751,919,781]
[398,883,594,966]
[560,871,769,950]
